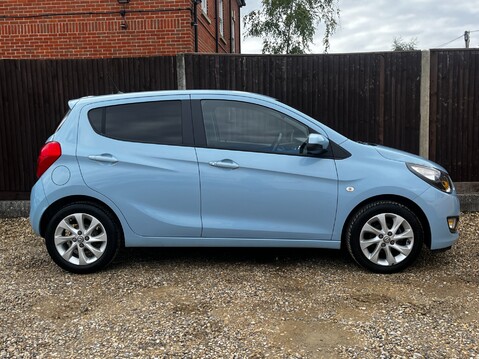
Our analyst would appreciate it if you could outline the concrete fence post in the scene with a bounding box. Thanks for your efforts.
[419,50,430,159]
[176,53,186,90]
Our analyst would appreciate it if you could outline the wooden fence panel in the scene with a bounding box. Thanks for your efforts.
[0,56,177,199]
[429,50,479,181]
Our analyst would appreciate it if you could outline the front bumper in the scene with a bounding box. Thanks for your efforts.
[415,187,460,250]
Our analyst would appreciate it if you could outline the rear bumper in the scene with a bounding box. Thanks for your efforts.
[29,180,49,236]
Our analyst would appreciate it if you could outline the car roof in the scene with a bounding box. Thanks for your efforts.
[68,90,276,109]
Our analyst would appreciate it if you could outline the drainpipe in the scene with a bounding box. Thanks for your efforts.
[237,0,245,53]
[193,0,200,52]
[215,0,219,53]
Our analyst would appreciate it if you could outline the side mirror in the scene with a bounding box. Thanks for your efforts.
[306,133,329,155]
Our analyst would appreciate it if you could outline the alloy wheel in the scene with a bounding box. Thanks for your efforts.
[53,213,108,266]
[359,213,414,266]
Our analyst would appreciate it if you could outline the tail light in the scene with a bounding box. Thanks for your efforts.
[36,142,61,178]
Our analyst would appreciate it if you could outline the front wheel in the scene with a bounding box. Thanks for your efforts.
[45,203,121,274]
[345,201,424,273]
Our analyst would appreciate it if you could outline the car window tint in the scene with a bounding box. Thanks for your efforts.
[88,101,182,145]
[201,100,309,155]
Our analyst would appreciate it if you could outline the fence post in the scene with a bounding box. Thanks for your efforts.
[419,50,430,158]
[176,53,186,90]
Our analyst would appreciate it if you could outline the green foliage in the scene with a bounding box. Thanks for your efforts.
[243,0,340,54]
[391,36,418,51]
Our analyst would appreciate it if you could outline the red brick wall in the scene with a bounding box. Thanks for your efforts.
[0,0,194,59]
[197,0,241,53]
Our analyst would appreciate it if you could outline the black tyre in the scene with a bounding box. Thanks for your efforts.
[345,201,424,273]
[45,203,121,274]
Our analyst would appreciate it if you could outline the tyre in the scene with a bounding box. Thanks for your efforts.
[346,201,424,273]
[45,203,121,274]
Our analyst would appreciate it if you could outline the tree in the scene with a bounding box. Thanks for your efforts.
[243,0,340,54]
[391,36,418,51]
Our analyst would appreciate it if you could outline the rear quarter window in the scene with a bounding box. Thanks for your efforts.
[88,101,182,145]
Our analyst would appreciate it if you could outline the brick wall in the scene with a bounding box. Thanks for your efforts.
[197,0,241,53]
[0,0,194,59]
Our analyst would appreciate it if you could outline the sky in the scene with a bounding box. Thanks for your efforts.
[240,0,479,54]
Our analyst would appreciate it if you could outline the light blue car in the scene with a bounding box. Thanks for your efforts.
[30,90,460,274]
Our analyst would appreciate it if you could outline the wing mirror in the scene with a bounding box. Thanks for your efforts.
[306,133,329,155]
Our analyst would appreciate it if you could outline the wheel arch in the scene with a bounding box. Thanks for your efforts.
[39,195,125,246]
[340,195,431,249]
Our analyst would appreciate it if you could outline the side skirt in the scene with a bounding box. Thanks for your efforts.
[124,237,341,249]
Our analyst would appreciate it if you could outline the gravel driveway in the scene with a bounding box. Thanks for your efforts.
[1,213,478,358]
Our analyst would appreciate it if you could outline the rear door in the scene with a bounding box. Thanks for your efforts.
[192,96,338,240]
[76,95,201,238]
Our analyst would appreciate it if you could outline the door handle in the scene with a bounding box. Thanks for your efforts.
[208,159,239,169]
[88,154,118,164]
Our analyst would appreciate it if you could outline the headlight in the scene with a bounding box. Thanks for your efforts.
[406,163,453,193]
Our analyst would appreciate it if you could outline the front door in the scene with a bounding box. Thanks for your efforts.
[194,98,338,240]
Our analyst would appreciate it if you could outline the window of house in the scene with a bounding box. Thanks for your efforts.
[88,101,183,145]
[219,0,224,37]
[201,100,310,155]
[231,10,236,53]
[201,0,208,15]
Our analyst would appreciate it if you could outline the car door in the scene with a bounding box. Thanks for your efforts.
[76,95,201,238]
[192,96,338,240]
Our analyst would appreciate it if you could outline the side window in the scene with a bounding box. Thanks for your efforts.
[201,100,310,155]
[219,0,224,37]
[201,0,208,14]
[88,101,182,145]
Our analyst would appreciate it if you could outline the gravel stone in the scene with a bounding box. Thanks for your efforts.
[0,214,478,358]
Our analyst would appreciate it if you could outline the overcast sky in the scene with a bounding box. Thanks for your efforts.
[240,0,479,53]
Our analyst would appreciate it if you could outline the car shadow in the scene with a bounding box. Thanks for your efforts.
[112,246,351,270]
[109,245,454,274]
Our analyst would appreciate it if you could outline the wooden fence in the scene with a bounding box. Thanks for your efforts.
[0,56,177,200]
[0,50,477,200]
[429,50,479,183]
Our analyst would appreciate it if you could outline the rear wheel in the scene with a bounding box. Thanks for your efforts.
[45,203,120,274]
[346,201,424,273]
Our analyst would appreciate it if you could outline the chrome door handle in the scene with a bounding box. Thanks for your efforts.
[208,159,239,169]
[88,154,118,164]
